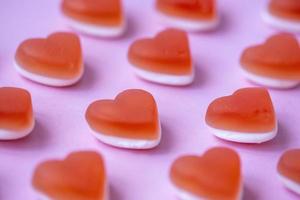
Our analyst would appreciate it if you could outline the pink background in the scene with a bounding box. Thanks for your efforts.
[0,0,300,199]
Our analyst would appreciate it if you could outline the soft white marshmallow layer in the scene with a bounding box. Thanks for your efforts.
[35,182,110,200]
[278,174,300,195]
[173,183,243,200]
[14,61,84,87]
[261,8,300,32]
[157,12,219,32]
[207,122,278,144]
[0,119,35,140]
[132,66,194,86]
[241,68,300,89]
[63,16,126,37]
[90,123,161,149]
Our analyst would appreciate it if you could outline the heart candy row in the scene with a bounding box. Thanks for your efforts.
[14,29,300,88]
[59,0,218,37]
[31,147,300,200]
[59,0,300,36]
[0,86,277,145]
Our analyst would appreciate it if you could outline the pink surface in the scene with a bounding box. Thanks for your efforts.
[0,0,300,199]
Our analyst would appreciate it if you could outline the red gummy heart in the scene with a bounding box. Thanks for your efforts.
[85,89,160,140]
[128,28,192,75]
[269,0,300,20]
[61,0,123,26]
[0,87,33,131]
[170,147,241,200]
[15,32,83,79]
[206,88,276,133]
[32,151,107,200]
[156,0,216,20]
[240,33,300,80]
[278,149,300,184]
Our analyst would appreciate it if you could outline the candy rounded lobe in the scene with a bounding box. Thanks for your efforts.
[0,87,33,131]
[61,0,123,26]
[240,33,300,81]
[269,0,300,21]
[85,89,161,149]
[15,32,83,82]
[278,149,300,184]
[156,0,216,21]
[32,151,107,200]
[170,147,242,200]
[0,87,34,140]
[206,88,276,134]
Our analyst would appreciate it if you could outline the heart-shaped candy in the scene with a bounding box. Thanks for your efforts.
[61,0,125,37]
[241,33,300,80]
[15,32,83,86]
[170,147,242,200]
[277,149,300,195]
[156,0,218,31]
[85,89,161,149]
[32,151,108,200]
[205,88,277,143]
[240,33,300,88]
[0,87,34,140]
[156,0,216,20]
[128,28,194,85]
[262,0,300,32]
[269,0,300,21]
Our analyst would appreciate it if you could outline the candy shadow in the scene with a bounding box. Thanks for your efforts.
[71,62,98,90]
[0,120,50,150]
[108,183,122,200]
[213,12,231,33]
[284,187,300,199]
[243,185,259,200]
[151,123,174,154]
[189,61,207,89]
[120,14,139,39]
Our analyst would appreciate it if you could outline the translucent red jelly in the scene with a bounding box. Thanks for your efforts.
[15,32,82,79]
[0,87,33,131]
[61,0,123,26]
[269,0,300,21]
[206,88,276,133]
[278,149,300,183]
[170,147,241,200]
[240,33,300,80]
[32,151,106,200]
[128,28,192,75]
[85,89,160,140]
[156,0,216,20]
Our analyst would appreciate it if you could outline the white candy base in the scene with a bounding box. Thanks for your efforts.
[14,61,84,87]
[261,9,300,32]
[90,123,161,149]
[157,12,219,32]
[278,174,300,195]
[132,66,194,86]
[241,68,299,89]
[64,16,126,37]
[0,119,35,140]
[207,122,278,143]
